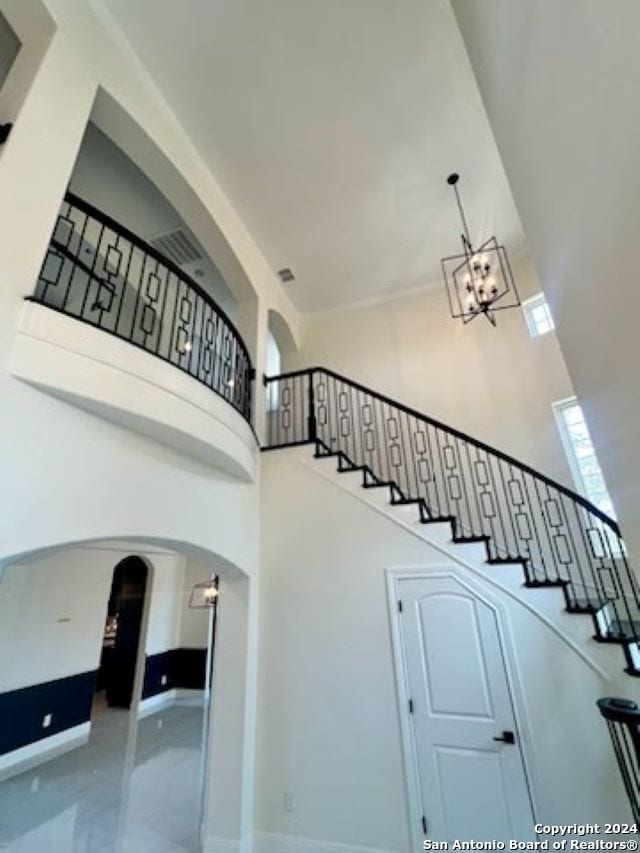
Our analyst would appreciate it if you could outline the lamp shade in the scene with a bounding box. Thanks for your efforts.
[189,580,219,609]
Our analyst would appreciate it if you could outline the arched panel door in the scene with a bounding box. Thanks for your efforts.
[397,575,535,843]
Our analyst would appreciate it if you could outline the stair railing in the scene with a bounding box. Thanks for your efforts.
[597,698,640,822]
[30,193,254,423]
[264,368,639,665]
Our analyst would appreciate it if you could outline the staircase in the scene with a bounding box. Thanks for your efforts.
[264,367,640,677]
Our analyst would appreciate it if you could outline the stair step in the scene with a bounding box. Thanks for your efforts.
[390,497,423,507]
[604,619,640,641]
[487,557,529,567]
[453,535,490,545]
[595,633,634,645]
[565,596,609,615]
[420,515,456,526]
[566,604,602,615]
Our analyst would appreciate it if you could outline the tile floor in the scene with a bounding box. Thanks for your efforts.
[0,695,207,852]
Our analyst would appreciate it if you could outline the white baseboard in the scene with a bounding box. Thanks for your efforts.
[254,831,397,853]
[0,722,90,782]
[174,687,206,704]
[203,830,254,853]
[137,688,205,718]
[138,689,177,717]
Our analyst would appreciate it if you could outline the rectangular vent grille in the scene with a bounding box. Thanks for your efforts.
[149,230,202,267]
[278,267,295,283]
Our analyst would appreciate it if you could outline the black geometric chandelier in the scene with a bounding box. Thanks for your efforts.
[441,173,520,326]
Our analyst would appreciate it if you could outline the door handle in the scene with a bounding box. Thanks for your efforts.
[493,730,515,745]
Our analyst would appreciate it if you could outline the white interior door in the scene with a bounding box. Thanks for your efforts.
[395,574,535,843]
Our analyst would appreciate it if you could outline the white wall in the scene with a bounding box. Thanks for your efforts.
[449,0,640,565]
[289,254,576,485]
[144,553,184,657]
[0,544,189,692]
[204,571,251,853]
[0,9,20,91]
[145,556,211,655]
[258,448,633,852]
[0,0,54,129]
[0,548,113,692]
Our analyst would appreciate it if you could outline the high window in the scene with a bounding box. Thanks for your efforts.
[553,397,615,518]
[523,292,554,337]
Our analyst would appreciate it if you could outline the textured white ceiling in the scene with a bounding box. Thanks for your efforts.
[103,0,526,313]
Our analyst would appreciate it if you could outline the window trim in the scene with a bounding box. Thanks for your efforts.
[523,292,554,338]
[552,396,615,518]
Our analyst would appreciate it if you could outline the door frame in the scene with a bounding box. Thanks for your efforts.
[386,566,539,847]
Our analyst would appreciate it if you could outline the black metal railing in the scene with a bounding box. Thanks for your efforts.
[598,697,640,822]
[30,193,253,422]
[264,368,640,666]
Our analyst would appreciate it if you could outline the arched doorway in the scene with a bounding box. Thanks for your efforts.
[95,555,149,710]
[0,540,243,852]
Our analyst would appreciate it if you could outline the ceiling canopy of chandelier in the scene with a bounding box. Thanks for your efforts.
[441,173,521,327]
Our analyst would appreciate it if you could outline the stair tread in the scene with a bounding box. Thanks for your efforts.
[606,619,640,639]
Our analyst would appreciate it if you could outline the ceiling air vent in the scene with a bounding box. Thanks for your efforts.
[149,229,202,267]
[278,267,295,283]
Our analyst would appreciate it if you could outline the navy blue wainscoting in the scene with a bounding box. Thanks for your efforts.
[142,648,207,699]
[0,671,97,756]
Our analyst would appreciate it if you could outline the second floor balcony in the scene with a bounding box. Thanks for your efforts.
[11,193,257,481]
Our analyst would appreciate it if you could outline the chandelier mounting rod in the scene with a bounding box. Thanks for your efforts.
[447,173,472,252]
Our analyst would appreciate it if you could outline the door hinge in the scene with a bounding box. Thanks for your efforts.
[408,698,414,714]
[422,815,427,835]
[397,600,403,613]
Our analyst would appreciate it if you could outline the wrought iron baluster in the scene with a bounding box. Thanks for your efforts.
[32,193,253,424]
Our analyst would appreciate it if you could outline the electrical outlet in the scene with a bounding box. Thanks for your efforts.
[284,792,294,814]
[161,674,168,686]
[157,718,163,730]
[31,777,40,793]
[42,714,52,729]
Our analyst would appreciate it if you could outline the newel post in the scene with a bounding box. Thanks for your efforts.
[307,369,317,442]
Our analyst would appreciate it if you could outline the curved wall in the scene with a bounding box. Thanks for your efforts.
[11,302,258,483]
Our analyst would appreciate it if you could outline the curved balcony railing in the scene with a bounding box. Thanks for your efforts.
[30,193,254,422]
[264,368,639,673]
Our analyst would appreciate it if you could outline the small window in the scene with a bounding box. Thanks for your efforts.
[523,292,554,337]
[553,397,615,519]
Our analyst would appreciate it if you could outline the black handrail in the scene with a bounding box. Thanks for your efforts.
[266,366,619,532]
[30,193,254,423]
[264,368,639,670]
[597,698,640,822]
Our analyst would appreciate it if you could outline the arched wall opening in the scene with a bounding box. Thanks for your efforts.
[66,119,238,322]
[96,554,150,711]
[267,307,298,370]
[90,87,258,309]
[0,535,254,852]
[265,308,299,420]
